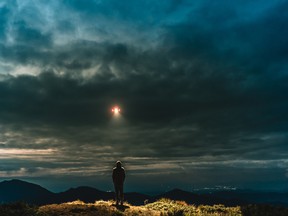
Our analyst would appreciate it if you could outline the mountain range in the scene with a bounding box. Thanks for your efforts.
[0,179,287,207]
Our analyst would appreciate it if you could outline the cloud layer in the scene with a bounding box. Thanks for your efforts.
[0,0,288,192]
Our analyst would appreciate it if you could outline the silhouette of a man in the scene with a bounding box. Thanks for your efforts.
[112,161,125,205]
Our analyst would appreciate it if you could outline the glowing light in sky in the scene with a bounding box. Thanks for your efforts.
[112,106,120,114]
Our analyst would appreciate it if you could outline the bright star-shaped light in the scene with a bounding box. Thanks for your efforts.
[112,106,120,114]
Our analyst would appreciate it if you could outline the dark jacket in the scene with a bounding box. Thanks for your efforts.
[112,166,125,185]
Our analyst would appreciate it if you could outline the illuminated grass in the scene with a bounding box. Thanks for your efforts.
[38,200,160,216]
[146,198,241,216]
[0,199,287,215]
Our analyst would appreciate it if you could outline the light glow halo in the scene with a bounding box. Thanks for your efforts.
[112,106,120,114]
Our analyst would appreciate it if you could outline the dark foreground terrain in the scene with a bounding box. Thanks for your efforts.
[1,199,288,216]
[1,180,288,215]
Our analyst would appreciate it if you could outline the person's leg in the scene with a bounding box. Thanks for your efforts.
[114,184,120,205]
[119,184,124,205]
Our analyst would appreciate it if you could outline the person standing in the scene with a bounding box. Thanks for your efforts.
[112,161,125,205]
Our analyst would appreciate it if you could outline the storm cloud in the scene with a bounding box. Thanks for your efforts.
[0,0,288,192]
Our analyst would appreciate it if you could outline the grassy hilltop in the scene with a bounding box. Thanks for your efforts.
[1,199,288,216]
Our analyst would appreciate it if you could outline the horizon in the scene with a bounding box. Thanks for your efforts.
[0,0,288,194]
[1,178,288,195]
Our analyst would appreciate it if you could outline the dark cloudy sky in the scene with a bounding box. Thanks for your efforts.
[0,0,288,193]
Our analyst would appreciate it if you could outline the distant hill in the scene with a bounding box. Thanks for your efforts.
[0,179,287,207]
[0,179,55,204]
[211,190,288,206]
[57,186,114,203]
